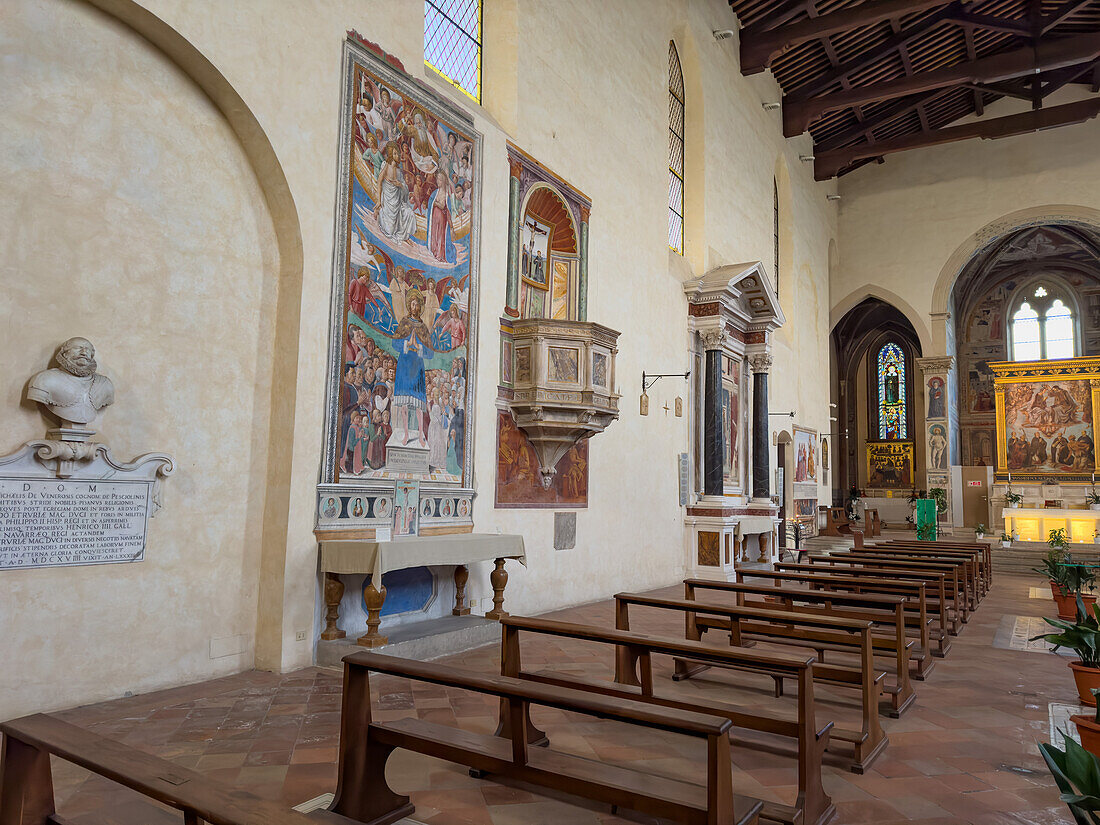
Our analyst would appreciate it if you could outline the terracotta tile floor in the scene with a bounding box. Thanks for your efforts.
[41,573,1076,824]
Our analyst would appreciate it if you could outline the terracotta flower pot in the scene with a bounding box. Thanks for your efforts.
[1056,593,1098,620]
[1070,661,1100,707]
[1051,581,1063,599]
[1072,714,1100,757]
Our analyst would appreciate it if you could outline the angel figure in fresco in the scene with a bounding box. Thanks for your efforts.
[387,265,408,326]
[376,143,417,243]
[374,86,400,143]
[427,171,454,262]
[392,289,433,447]
[423,278,442,330]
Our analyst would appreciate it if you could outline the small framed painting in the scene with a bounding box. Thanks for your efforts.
[393,479,420,539]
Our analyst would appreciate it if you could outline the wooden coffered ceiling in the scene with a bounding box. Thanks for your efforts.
[727,0,1100,178]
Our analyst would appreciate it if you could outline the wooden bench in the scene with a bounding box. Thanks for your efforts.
[613,592,890,772]
[864,509,881,536]
[873,540,992,590]
[750,567,950,656]
[814,552,975,617]
[0,713,349,825]
[819,507,851,537]
[859,545,987,600]
[684,578,935,680]
[792,558,965,633]
[333,651,762,825]
[493,615,837,825]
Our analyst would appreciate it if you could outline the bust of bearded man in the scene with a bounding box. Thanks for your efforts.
[27,337,115,426]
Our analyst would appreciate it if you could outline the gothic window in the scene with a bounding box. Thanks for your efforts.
[1010,283,1076,361]
[424,0,482,102]
[877,342,907,440]
[668,41,685,254]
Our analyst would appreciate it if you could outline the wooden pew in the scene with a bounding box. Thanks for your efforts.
[613,592,890,772]
[493,615,837,825]
[0,713,348,825]
[813,552,974,617]
[820,506,851,537]
[684,578,935,680]
[860,545,987,600]
[864,508,881,537]
[750,567,950,655]
[334,651,762,825]
[874,541,992,590]
[791,558,965,633]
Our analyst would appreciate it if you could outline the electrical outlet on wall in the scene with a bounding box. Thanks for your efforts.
[295,630,307,642]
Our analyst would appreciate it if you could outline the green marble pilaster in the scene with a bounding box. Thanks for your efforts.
[506,173,521,314]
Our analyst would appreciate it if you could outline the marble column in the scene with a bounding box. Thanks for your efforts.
[505,157,523,317]
[701,328,725,496]
[577,206,590,322]
[749,353,773,503]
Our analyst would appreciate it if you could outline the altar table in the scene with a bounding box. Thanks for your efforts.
[1002,507,1100,543]
[318,533,526,647]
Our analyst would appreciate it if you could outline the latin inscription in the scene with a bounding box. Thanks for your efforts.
[0,479,151,569]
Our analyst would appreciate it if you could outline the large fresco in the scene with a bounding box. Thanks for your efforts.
[495,412,588,508]
[326,41,479,492]
[1002,380,1094,473]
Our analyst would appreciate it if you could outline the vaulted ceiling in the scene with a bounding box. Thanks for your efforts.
[727,0,1100,179]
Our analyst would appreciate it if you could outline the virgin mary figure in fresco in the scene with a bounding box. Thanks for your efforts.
[392,289,431,446]
[377,142,417,244]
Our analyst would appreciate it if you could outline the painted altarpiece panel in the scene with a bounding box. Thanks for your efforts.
[866,441,915,489]
[317,36,481,531]
[722,354,743,489]
[992,357,1100,479]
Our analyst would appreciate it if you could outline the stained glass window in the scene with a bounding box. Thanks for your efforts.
[424,0,482,103]
[877,343,907,440]
[668,42,684,254]
[1010,284,1075,361]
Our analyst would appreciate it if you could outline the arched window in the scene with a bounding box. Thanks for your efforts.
[1010,283,1077,361]
[877,342,907,440]
[424,0,483,103]
[773,178,780,296]
[668,42,684,254]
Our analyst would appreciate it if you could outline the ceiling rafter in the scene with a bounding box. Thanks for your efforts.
[814,96,1100,178]
[784,32,1100,135]
[729,0,1100,177]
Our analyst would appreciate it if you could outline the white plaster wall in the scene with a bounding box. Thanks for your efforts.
[0,0,278,717]
[834,94,1100,355]
[2,0,838,715]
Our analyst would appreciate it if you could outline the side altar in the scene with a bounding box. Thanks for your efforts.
[316,532,525,650]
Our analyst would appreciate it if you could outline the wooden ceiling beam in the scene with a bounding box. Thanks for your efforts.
[814,96,1100,178]
[784,32,1100,134]
[749,0,812,31]
[740,0,955,74]
[815,88,952,150]
[1041,0,1095,35]
[788,4,958,100]
[945,11,1032,35]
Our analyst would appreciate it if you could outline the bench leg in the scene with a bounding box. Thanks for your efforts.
[331,737,413,825]
[705,733,735,825]
[493,699,548,747]
[0,735,55,825]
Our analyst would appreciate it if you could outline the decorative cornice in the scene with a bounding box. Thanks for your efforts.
[700,328,726,350]
[990,355,1100,382]
[916,355,955,374]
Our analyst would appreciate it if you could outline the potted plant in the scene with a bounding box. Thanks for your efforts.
[1094,528,1100,546]
[1089,489,1100,511]
[1000,532,1012,548]
[1057,565,1099,620]
[975,522,987,540]
[1072,689,1100,758]
[1033,546,1066,598]
[1031,596,1100,706]
[1039,735,1100,822]
[1004,488,1024,509]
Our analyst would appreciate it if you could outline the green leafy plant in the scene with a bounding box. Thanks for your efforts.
[1065,564,1098,597]
[929,487,948,515]
[1031,597,1100,667]
[975,523,987,536]
[1000,532,1012,543]
[1039,735,1100,824]
[1088,490,1100,506]
[1004,488,1024,506]
[1034,547,1067,583]
[1052,528,1072,551]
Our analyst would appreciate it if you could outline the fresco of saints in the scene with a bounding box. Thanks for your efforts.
[403,111,441,174]
[427,171,454,262]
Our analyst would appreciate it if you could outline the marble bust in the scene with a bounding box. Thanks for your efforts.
[27,338,115,426]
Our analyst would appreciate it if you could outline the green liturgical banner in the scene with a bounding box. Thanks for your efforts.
[915,499,938,540]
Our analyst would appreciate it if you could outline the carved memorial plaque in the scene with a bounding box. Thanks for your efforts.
[0,479,152,569]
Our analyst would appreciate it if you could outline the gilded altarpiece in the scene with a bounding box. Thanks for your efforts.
[317,36,481,534]
[992,357,1100,480]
